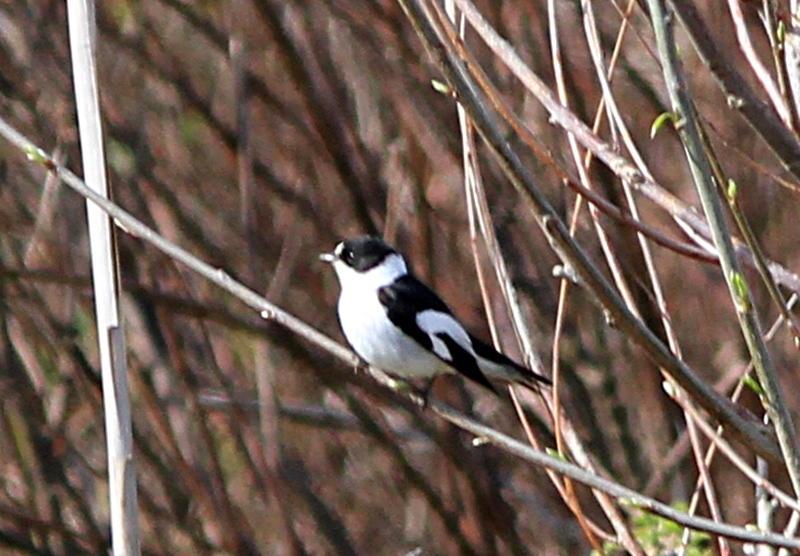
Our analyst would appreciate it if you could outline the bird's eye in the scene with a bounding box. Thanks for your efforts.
[333,242,354,265]
[341,248,354,265]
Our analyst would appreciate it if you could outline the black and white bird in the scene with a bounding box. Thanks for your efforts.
[320,236,551,392]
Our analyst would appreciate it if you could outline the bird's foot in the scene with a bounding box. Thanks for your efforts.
[354,358,370,374]
[384,375,431,409]
[417,377,438,409]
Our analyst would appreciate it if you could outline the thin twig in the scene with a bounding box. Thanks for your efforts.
[726,0,792,128]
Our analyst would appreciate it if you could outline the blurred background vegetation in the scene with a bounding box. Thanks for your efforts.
[1,0,799,553]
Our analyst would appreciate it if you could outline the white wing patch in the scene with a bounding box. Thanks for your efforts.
[429,335,451,361]
[416,310,474,363]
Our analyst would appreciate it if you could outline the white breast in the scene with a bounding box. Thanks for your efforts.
[337,288,453,379]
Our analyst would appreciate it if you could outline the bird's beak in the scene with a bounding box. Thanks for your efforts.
[319,252,336,263]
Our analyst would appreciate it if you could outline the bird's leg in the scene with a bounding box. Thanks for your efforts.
[353,357,370,374]
[389,376,428,408]
[358,364,429,406]
[419,376,438,409]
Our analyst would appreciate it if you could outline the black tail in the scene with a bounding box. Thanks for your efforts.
[471,336,551,390]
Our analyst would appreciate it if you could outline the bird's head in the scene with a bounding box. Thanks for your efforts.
[321,236,408,290]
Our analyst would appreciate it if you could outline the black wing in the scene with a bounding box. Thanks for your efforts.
[377,276,495,391]
[377,275,450,353]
